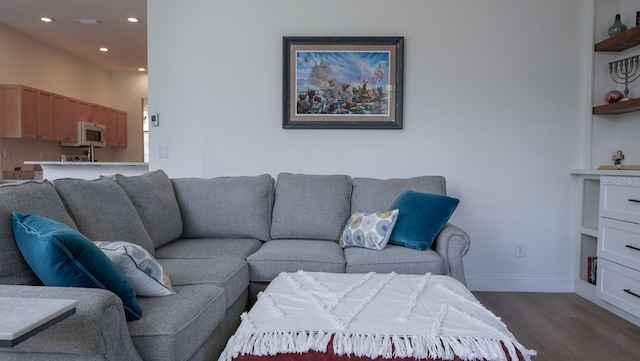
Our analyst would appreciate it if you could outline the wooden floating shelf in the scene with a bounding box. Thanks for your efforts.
[595,26,640,52]
[593,97,640,114]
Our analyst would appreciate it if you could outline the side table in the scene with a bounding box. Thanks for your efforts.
[0,297,78,347]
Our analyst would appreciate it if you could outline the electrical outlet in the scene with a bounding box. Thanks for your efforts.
[158,145,169,159]
[516,242,526,257]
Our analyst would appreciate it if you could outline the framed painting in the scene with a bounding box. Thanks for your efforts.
[283,36,404,129]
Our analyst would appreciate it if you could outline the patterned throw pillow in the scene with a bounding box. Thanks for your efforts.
[339,210,399,251]
[94,241,176,297]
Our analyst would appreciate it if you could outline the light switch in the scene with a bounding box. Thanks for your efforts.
[158,145,169,159]
[151,113,159,126]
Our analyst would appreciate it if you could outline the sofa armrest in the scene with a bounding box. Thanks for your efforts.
[433,223,470,286]
[0,285,142,361]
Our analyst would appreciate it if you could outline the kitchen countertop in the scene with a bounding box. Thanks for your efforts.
[22,161,150,180]
[24,161,148,166]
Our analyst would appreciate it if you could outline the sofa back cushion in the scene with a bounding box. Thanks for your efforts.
[113,170,183,249]
[271,173,352,241]
[171,174,274,240]
[0,181,77,285]
[351,176,447,212]
[53,178,155,254]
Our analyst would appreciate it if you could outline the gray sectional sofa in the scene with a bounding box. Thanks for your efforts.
[0,171,470,361]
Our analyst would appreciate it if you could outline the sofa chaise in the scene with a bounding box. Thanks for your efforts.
[0,171,470,361]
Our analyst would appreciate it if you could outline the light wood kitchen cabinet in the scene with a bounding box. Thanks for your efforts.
[1,84,127,147]
[1,85,54,139]
[62,97,78,143]
[103,108,127,147]
[51,94,66,141]
[77,101,89,122]
[115,111,128,147]
[35,90,52,139]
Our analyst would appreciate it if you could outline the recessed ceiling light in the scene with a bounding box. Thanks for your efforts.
[127,17,139,23]
[41,17,55,23]
[138,68,146,72]
[99,47,109,52]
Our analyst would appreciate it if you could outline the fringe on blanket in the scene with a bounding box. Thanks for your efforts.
[218,331,538,361]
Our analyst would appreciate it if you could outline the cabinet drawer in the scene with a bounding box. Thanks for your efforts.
[599,218,640,270]
[597,258,640,318]
[600,176,640,223]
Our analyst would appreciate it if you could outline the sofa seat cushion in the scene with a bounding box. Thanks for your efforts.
[154,238,263,260]
[270,173,352,241]
[128,284,226,361]
[171,174,274,241]
[351,176,447,212]
[158,258,248,308]
[247,240,345,282]
[53,178,155,254]
[113,170,183,249]
[343,244,444,274]
[0,180,77,285]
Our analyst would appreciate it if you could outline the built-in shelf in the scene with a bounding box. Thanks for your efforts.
[594,25,640,52]
[593,97,640,114]
[592,26,640,115]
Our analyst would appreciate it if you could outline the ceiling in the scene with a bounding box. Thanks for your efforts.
[0,0,147,72]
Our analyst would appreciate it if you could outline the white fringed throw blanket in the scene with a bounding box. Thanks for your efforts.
[219,272,536,361]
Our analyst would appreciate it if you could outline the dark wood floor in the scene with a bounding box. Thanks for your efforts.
[473,292,640,361]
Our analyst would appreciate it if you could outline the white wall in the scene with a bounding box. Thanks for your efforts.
[148,0,590,291]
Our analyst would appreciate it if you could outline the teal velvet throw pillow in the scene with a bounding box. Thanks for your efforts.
[12,212,142,321]
[388,190,460,251]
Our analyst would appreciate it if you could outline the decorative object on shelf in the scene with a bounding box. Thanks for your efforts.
[606,90,624,103]
[609,55,640,100]
[612,149,625,165]
[608,14,627,37]
[282,36,404,129]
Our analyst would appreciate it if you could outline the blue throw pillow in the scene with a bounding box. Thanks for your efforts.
[12,212,142,321]
[388,190,459,251]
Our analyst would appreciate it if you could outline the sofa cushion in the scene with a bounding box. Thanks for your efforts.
[129,284,226,361]
[171,174,274,241]
[351,176,447,212]
[155,238,263,260]
[158,258,248,308]
[12,212,142,321]
[340,209,399,251]
[270,173,352,241]
[53,178,155,254]
[113,170,183,249]
[0,180,77,285]
[94,241,176,297]
[247,240,346,282]
[389,190,460,251]
[344,244,444,274]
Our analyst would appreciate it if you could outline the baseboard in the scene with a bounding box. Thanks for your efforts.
[465,274,575,292]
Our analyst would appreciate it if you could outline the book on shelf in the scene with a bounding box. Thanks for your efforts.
[587,256,598,285]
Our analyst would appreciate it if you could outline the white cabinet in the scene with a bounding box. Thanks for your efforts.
[597,176,640,319]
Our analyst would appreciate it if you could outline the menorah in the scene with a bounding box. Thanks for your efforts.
[609,55,640,100]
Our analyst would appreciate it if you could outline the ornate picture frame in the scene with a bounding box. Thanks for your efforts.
[283,36,404,129]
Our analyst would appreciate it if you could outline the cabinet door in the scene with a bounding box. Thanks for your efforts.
[36,90,52,139]
[52,94,66,141]
[0,86,3,137]
[21,87,38,138]
[106,108,118,146]
[63,98,78,143]
[77,101,89,121]
[116,111,127,147]
[89,104,101,123]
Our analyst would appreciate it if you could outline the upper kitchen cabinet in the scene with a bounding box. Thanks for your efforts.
[52,95,79,143]
[0,84,52,139]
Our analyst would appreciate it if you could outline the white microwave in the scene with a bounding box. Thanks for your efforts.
[61,121,106,147]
